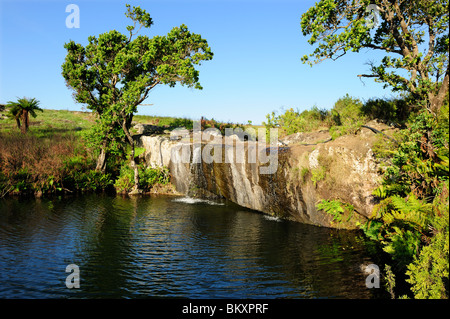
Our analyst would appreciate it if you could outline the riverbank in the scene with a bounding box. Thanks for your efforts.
[0,108,389,229]
[0,107,420,229]
[0,109,251,199]
[1,106,448,299]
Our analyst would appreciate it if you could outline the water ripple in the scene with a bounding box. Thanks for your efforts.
[0,194,382,299]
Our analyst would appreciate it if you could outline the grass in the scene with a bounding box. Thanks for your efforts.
[0,108,188,197]
[0,108,262,139]
[0,109,195,137]
[0,109,94,138]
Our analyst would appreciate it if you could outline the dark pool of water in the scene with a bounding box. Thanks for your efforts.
[0,194,385,299]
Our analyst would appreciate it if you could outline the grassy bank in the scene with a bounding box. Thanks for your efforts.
[0,108,252,197]
[0,109,182,197]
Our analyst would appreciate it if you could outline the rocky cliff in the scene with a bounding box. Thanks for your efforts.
[137,121,396,229]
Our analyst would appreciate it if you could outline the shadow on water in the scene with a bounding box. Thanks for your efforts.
[0,194,388,299]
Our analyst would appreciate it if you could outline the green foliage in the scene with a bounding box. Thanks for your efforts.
[262,94,381,140]
[317,199,345,223]
[114,164,169,193]
[406,225,449,299]
[361,109,449,298]
[63,168,113,193]
[263,106,331,137]
[81,124,126,159]
[311,166,326,187]
[329,94,366,139]
[169,117,195,130]
[316,199,355,224]
[59,152,114,192]
[376,111,449,199]
[361,97,411,124]
[384,264,397,299]
[404,179,449,299]
[301,0,449,113]
[333,94,365,125]
[134,147,145,158]
[199,117,245,136]
[300,167,310,184]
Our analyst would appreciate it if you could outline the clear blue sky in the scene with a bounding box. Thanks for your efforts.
[0,0,394,125]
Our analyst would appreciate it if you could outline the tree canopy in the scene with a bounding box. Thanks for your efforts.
[301,0,449,114]
[62,4,213,191]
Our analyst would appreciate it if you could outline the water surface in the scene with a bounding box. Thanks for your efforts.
[0,194,384,298]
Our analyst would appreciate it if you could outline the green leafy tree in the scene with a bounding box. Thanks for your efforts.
[6,97,43,134]
[301,0,449,115]
[62,4,213,192]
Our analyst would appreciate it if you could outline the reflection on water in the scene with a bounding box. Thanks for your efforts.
[0,194,385,298]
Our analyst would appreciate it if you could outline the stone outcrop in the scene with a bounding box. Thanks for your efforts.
[138,122,396,229]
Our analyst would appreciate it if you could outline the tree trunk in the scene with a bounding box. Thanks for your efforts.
[95,145,108,173]
[122,119,140,193]
[21,110,28,134]
[24,110,29,132]
[429,73,449,115]
[15,118,21,130]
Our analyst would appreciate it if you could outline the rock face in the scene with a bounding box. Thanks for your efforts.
[138,123,395,229]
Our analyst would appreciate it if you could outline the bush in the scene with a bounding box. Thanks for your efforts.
[114,163,170,193]
[329,94,366,139]
[263,106,333,137]
[361,98,411,124]
[406,222,449,299]
[0,131,115,195]
[63,168,113,192]
[262,94,372,139]
[361,110,449,298]
[0,132,79,194]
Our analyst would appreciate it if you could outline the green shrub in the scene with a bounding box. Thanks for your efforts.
[332,94,364,122]
[79,170,113,192]
[11,168,32,193]
[361,110,449,298]
[317,199,345,223]
[406,225,449,299]
[316,199,355,224]
[262,106,333,137]
[311,166,326,186]
[134,147,145,158]
[262,94,372,139]
[329,94,367,139]
[361,98,410,124]
[114,164,135,193]
[114,163,170,193]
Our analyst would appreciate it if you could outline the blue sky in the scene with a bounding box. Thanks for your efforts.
[0,0,395,125]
